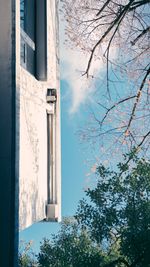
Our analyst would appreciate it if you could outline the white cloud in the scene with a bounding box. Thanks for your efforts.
[60,45,105,113]
[59,21,116,114]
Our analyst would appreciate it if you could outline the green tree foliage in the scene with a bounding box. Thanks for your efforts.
[19,154,150,267]
[38,218,105,267]
[18,241,37,267]
[76,155,150,267]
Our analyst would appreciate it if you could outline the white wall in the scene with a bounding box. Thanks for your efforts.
[18,0,61,230]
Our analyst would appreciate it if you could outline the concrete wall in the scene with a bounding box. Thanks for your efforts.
[0,1,61,265]
[17,0,61,230]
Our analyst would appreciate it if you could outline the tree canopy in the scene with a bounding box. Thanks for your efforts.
[61,0,150,155]
[38,218,105,267]
[19,153,150,267]
[76,154,150,267]
[18,241,37,267]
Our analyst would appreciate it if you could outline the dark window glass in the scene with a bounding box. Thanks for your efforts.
[20,0,25,29]
[20,0,35,76]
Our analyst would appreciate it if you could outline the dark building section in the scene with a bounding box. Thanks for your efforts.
[0,2,18,267]
[20,0,47,80]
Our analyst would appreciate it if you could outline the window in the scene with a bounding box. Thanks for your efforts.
[20,0,35,76]
[20,0,47,80]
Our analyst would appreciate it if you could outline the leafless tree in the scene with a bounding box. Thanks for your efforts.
[61,0,150,157]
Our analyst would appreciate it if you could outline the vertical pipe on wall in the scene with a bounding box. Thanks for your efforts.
[46,89,59,221]
[47,110,56,205]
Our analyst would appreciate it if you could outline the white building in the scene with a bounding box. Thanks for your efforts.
[0,0,61,243]
[18,0,61,230]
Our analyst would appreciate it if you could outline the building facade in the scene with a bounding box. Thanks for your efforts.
[18,0,61,230]
[0,1,61,265]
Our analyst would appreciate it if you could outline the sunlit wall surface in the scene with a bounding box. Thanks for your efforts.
[17,0,61,230]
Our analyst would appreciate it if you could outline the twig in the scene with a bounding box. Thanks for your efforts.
[131,26,150,45]
[125,67,150,135]
[83,0,135,77]
[100,95,137,126]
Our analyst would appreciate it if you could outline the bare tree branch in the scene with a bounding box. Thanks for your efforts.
[129,0,150,11]
[137,130,150,148]
[96,0,111,17]
[125,67,150,135]
[62,0,150,155]
[131,26,150,45]
[83,0,135,77]
[100,95,137,126]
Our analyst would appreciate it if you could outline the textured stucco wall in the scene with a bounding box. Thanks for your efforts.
[19,69,48,229]
[18,0,61,230]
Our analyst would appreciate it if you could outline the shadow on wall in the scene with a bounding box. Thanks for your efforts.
[20,180,38,230]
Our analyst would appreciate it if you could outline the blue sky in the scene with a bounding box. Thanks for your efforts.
[19,79,92,252]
